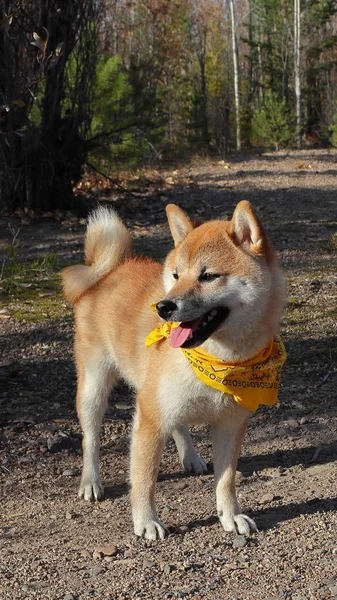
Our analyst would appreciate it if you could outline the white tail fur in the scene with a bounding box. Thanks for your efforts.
[62,206,133,304]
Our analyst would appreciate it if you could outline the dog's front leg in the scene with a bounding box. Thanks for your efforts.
[130,406,167,540]
[172,425,208,475]
[212,418,257,536]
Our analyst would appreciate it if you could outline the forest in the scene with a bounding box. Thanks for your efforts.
[1,0,337,211]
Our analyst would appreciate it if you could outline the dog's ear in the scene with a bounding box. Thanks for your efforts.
[166,204,195,247]
[230,201,269,257]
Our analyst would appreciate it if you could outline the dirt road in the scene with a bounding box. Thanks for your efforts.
[0,149,336,600]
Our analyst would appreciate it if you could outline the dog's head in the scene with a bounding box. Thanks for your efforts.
[156,201,285,353]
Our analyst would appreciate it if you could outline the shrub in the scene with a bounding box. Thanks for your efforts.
[250,91,296,150]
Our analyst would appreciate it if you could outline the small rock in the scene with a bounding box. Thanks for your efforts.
[91,566,104,576]
[65,511,74,520]
[174,481,188,491]
[163,563,172,575]
[260,493,275,505]
[62,468,78,476]
[162,505,173,514]
[94,544,118,557]
[284,419,299,428]
[80,550,91,558]
[64,595,75,600]
[47,433,82,453]
[92,550,102,560]
[232,535,247,548]
[238,556,249,563]
[143,558,155,568]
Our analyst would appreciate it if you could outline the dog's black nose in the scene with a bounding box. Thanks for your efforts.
[156,299,178,319]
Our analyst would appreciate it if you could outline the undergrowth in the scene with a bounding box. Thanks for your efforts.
[0,230,67,323]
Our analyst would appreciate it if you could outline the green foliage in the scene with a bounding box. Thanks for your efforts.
[328,113,337,147]
[329,231,337,252]
[250,91,296,150]
[90,55,166,167]
[1,242,58,296]
[92,55,132,134]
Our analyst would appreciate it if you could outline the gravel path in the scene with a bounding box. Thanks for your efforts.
[0,149,336,600]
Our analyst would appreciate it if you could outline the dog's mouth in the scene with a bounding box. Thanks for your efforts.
[169,307,230,349]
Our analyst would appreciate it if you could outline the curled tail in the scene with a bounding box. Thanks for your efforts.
[62,206,133,304]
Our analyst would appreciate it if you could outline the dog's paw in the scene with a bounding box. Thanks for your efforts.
[219,511,257,536]
[182,451,208,475]
[134,517,168,541]
[78,478,104,502]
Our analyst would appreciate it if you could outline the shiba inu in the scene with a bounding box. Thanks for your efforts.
[62,201,286,540]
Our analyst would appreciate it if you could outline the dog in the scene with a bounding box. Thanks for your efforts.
[62,201,286,540]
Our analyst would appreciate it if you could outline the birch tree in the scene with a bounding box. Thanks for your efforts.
[229,0,241,151]
[294,0,301,148]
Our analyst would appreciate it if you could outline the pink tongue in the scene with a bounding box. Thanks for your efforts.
[169,316,204,348]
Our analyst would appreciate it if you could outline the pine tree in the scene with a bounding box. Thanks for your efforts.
[250,90,295,150]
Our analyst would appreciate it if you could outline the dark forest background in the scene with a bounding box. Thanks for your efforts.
[1,0,337,211]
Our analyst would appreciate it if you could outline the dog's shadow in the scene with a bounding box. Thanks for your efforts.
[238,440,337,476]
[173,495,337,536]
[102,440,336,533]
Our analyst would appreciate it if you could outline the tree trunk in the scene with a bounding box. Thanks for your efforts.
[294,0,301,148]
[229,0,241,151]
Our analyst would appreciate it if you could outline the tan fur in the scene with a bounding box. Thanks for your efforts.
[64,201,285,540]
[62,206,133,305]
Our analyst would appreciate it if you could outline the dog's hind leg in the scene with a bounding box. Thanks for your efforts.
[172,425,208,475]
[76,350,116,501]
[212,418,257,536]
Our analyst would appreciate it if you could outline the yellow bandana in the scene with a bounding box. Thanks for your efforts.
[145,322,287,412]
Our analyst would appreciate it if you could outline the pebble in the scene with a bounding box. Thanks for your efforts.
[65,511,74,520]
[163,563,172,575]
[143,558,156,568]
[260,493,275,505]
[174,481,188,491]
[91,566,104,576]
[232,535,247,548]
[80,550,91,558]
[285,419,299,428]
[47,433,82,453]
[64,595,75,600]
[94,544,118,557]
[62,468,78,476]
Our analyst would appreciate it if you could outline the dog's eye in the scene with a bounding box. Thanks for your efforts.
[173,272,179,280]
[199,273,220,282]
